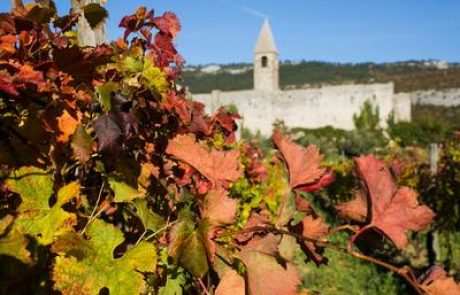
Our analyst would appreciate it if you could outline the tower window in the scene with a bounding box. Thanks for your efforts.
[261,56,268,67]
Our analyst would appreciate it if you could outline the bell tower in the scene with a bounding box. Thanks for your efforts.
[254,19,279,91]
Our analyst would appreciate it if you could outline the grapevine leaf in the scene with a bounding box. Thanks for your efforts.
[153,12,181,38]
[82,3,108,29]
[272,128,333,191]
[166,134,242,184]
[6,167,79,245]
[336,155,435,249]
[0,75,18,96]
[0,215,32,264]
[298,215,329,265]
[133,199,165,232]
[419,266,460,295]
[109,176,145,203]
[142,57,170,94]
[56,109,82,143]
[52,219,157,295]
[200,187,237,226]
[93,112,123,154]
[168,213,210,278]
[95,81,117,111]
[238,234,300,295]
[215,270,245,295]
[0,34,16,54]
[71,124,93,164]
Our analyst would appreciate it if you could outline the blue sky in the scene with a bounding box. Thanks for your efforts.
[1,1,459,65]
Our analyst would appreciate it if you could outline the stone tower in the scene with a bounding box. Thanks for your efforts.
[254,19,279,91]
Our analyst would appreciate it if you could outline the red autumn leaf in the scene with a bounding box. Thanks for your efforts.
[200,187,237,226]
[0,76,19,96]
[153,12,181,38]
[0,34,16,54]
[272,128,331,191]
[163,92,191,124]
[238,234,300,295]
[298,215,329,265]
[294,193,311,212]
[215,270,245,295]
[213,107,241,133]
[419,266,460,295]
[152,32,177,68]
[16,64,45,86]
[166,134,242,184]
[336,155,435,249]
[235,212,270,243]
[187,101,210,135]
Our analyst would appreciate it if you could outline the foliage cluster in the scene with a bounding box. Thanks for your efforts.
[0,2,459,295]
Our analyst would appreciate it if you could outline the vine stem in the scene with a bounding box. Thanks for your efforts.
[144,220,178,241]
[81,181,106,235]
[197,277,211,295]
[217,225,425,295]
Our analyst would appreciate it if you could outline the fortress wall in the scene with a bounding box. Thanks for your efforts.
[193,83,407,136]
[408,88,460,106]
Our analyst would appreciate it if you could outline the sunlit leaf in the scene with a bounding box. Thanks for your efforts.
[52,219,157,295]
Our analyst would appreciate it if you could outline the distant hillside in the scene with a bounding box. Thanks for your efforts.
[181,61,460,94]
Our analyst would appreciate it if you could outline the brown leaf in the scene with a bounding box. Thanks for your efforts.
[272,128,330,191]
[235,212,270,243]
[299,215,329,265]
[215,270,245,295]
[336,155,435,249]
[200,187,237,226]
[70,124,93,164]
[419,266,460,295]
[166,134,242,184]
[238,234,300,295]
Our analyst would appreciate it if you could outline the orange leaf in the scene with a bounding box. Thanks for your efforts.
[336,155,435,249]
[200,187,237,226]
[238,234,300,295]
[57,109,82,143]
[0,34,16,54]
[299,215,329,265]
[419,266,460,295]
[272,128,332,191]
[166,134,242,184]
[215,270,245,295]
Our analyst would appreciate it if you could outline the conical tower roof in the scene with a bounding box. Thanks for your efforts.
[254,19,278,54]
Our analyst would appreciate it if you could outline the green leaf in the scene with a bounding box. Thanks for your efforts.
[142,57,169,94]
[0,215,31,264]
[158,268,187,295]
[133,199,165,232]
[168,213,209,278]
[109,177,145,203]
[121,56,144,74]
[6,167,79,245]
[52,219,157,295]
[7,166,53,211]
[82,3,108,29]
[95,81,117,112]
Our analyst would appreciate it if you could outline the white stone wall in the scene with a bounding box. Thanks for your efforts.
[194,83,409,136]
[409,88,460,106]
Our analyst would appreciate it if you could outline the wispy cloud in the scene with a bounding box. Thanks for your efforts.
[217,0,269,19]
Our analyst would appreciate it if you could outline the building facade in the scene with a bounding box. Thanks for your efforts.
[193,20,411,136]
